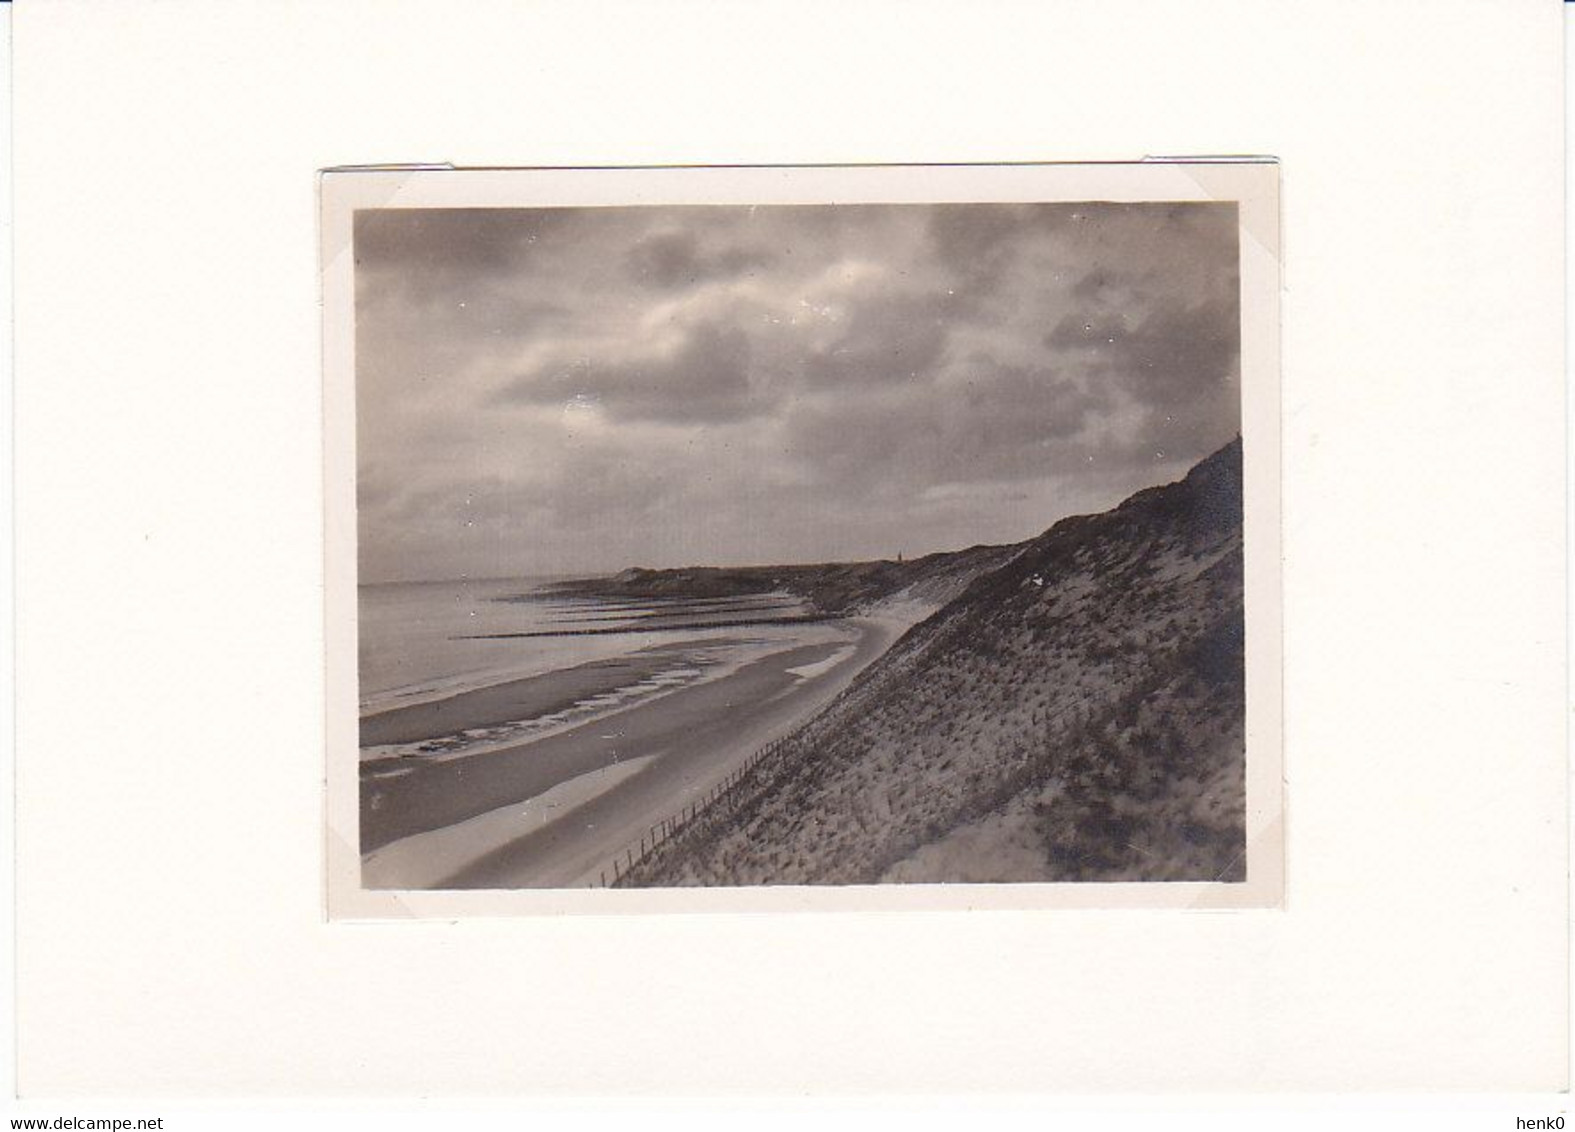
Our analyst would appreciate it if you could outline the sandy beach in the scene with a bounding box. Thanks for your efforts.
[360,641,719,751]
[361,610,919,889]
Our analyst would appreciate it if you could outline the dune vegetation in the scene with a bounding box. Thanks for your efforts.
[623,438,1246,886]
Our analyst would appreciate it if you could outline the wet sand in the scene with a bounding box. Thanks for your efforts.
[458,612,838,640]
[360,642,714,749]
[360,614,911,889]
[361,756,658,889]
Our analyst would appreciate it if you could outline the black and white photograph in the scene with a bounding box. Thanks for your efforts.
[328,164,1281,904]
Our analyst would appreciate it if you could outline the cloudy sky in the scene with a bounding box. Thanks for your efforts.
[355,201,1239,584]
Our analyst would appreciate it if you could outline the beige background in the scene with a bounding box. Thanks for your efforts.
[13,0,1567,1095]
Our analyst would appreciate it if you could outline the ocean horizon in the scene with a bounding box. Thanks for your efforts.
[357,575,817,717]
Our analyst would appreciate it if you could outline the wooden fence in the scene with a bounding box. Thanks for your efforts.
[590,734,794,887]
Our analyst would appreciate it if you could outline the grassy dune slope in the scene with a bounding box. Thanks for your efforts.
[627,438,1246,886]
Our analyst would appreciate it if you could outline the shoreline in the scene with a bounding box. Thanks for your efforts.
[360,626,857,852]
[361,606,926,889]
[362,756,658,889]
[455,612,840,640]
[360,623,853,768]
[360,639,727,748]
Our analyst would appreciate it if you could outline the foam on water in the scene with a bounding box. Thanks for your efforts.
[359,664,710,765]
[358,577,627,712]
[358,577,831,763]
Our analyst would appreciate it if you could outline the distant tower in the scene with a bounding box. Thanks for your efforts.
[897,550,903,564]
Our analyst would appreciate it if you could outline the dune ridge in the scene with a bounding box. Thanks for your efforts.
[622,438,1246,886]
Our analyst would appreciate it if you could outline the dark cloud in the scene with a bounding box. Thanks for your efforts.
[1071,269,1117,301]
[356,200,1244,581]
[1047,290,1239,426]
[354,208,595,315]
[802,290,971,388]
[354,208,584,282]
[356,209,532,275]
[625,230,774,289]
[781,356,1110,496]
[926,203,1036,291]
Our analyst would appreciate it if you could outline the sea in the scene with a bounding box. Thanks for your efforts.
[357,575,811,718]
